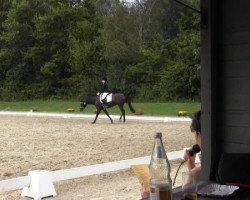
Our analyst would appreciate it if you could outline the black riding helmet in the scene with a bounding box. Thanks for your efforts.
[102,77,108,82]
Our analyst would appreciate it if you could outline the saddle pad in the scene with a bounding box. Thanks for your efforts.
[107,94,112,102]
[100,92,108,99]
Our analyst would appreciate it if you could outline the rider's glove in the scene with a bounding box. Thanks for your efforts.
[97,92,100,95]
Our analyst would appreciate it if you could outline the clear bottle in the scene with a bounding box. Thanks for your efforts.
[149,132,172,200]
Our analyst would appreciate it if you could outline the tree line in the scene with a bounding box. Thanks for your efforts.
[0,0,200,101]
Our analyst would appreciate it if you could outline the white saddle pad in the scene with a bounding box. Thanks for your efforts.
[100,93,112,102]
[106,94,112,102]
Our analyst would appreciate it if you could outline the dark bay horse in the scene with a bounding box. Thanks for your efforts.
[80,93,135,124]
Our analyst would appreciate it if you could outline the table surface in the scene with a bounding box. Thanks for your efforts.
[143,182,250,200]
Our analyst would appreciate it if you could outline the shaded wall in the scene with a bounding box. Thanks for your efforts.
[218,0,250,153]
[201,0,250,180]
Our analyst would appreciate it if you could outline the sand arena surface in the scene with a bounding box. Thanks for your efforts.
[0,115,194,199]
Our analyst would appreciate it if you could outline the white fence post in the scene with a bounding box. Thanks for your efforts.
[21,170,56,200]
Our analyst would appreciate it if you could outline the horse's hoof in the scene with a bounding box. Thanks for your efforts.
[91,122,95,124]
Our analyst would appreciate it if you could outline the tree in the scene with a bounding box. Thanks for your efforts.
[124,0,200,100]
[68,0,103,97]
[99,1,142,94]
[0,0,46,100]
[0,0,200,101]
[0,0,11,93]
[159,3,201,100]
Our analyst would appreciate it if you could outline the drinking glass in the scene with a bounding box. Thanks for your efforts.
[182,171,198,200]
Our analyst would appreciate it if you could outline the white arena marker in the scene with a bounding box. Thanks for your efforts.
[21,170,56,200]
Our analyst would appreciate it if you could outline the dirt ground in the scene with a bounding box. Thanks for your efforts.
[0,115,194,199]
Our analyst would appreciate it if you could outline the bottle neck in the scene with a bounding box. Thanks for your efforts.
[152,138,167,159]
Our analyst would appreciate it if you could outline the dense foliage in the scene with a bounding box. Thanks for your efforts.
[0,0,200,101]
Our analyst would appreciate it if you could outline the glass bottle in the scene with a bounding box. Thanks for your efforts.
[149,132,172,200]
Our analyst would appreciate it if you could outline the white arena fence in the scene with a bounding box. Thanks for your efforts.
[0,111,191,122]
[0,111,191,197]
[0,149,185,193]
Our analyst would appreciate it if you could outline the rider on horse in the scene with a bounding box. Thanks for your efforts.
[97,77,109,109]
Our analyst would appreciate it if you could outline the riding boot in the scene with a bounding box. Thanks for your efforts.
[102,98,108,109]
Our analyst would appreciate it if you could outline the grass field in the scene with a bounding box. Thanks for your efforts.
[0,100,200,116]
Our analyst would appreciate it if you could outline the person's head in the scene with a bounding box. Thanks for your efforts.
[102,77,107,84]
[190,110,201,148]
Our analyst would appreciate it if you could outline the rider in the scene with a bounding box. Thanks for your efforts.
[97,77,109,109]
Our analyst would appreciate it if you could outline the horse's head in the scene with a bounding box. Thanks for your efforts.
[80,98,87,111]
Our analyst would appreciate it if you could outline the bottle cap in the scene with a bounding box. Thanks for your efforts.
[154,132,162,138]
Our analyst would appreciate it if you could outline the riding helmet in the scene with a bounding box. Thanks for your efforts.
[102,77,108,82]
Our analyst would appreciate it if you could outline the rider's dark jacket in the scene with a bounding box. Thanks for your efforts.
[99,82,109,93]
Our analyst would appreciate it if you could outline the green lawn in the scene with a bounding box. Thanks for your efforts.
[0,100,200,116]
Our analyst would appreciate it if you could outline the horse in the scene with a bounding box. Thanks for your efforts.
[79,93,135,124]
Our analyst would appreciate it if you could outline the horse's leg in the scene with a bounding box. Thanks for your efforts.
[118,104,126,122]
[123,107,126,122]
[92,108,101,124]
[103,109,113,124]
[118,106,122,122]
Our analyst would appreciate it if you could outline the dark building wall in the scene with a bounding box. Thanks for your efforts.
[218,0,250,154]
[201,0,250,181]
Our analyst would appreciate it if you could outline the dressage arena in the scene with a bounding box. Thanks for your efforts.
[0,114,193,199]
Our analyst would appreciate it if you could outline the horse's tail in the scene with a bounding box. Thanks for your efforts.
[125,95,136,113]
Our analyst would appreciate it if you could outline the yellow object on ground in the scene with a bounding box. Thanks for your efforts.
[178,111,188,116]
[67,108,75,112]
